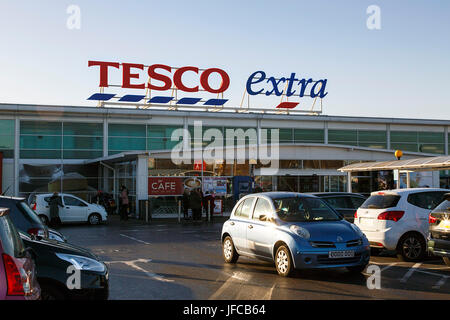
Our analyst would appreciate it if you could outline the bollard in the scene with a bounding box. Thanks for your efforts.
[178,200,181,223]
[208,204,211,222]
[145,200,149,223]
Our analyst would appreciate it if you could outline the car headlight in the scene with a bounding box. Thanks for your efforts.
[289,225,310,239]
[56,253,105,272]
[350,223,365,238]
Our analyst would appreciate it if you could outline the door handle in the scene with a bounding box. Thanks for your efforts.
[248,225,253,229]
[230,221,235,226]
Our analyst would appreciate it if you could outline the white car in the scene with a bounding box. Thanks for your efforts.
[354,188,449,261]
[31,193,108,225]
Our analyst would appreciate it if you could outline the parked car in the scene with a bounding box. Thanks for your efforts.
[0,195,63,243]
[221,192,370,277]
[0,208,41,300]
[309,192,366,223]
[354,188,449,262]
[428,193,450,266]
[31,193,108,225]
[19,231,109,300]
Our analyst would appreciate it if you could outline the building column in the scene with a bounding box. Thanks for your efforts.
[14,118,20,196]
[386,124,391,150]
[347,172,352,193]
[136,154,149,217]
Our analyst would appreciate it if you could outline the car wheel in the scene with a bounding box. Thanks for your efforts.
[39,215,49,226]
[88,213,101,225]
[396,233,426,262]
[275,245,294,277]
[222,236,238,263]
[347,264,367,274]
[443,257,450,266]
[40,285,66,300]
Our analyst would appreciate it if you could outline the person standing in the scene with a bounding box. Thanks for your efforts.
[120,185,129,221]
[49,192,63,228]
[182,189,190,219]
[189,188,202,221]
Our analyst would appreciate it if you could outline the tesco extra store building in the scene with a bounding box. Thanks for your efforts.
[0,102,449,218]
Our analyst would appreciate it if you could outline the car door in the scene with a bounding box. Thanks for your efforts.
[246,197,275,258]
[231,197,256,253]
[62,196,88,222]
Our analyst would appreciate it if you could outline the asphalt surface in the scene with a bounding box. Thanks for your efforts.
[57,216,450,300]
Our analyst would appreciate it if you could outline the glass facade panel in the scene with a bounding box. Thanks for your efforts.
[294,128,324,143]
[20,135,61,150]
[63,122,103,136]
[109,124,146,137]
[63,136,103,150]
[109,137,146,151]
[0,119,14,158]
[390,131,444,154]
[328,129,357,145]
[21,121,61,135]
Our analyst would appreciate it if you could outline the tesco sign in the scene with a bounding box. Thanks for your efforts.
[88,60,230,94]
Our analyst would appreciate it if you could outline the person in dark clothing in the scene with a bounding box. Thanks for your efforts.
[49,192,63,228]
[189,188,202,221]
[182,189,191,219]
[119,185,129,221]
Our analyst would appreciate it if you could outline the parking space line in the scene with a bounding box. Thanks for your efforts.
[400,263,422,283]
[120,233,151,245]
[432,276,448,290]
[381,263,398,272]
[106,258,173,283]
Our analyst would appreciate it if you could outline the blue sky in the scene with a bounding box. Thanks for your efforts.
[0,0,449,119]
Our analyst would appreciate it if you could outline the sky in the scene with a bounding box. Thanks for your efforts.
[0,0,449,119]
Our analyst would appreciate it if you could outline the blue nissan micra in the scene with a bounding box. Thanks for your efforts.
[221,192,370,276]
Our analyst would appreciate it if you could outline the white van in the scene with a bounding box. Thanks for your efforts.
[31,193,108,225]
[354,188,449,261]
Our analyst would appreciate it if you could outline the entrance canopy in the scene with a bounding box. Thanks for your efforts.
[338,155,450,173]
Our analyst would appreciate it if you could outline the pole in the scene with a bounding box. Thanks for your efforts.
[145,199,149,223]
[208,203,211,222]
[178,200,181,223]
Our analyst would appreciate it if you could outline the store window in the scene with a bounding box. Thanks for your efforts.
[294,128,324,143]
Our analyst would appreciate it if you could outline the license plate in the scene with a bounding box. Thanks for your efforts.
[359,218,374,226]
[329,250,355,259]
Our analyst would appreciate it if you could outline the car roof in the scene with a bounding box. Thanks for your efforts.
[244,192,318,200]
[308,192,365,197]
[0,195,25,201]
[370,188,450,196]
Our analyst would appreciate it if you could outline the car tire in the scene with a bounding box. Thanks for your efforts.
[40,284,67,300]
[222,236,238,263]
[396,233,426,262]
[443,257,450,266]
[39,215,49,226]
[88,213,102,225]
[347,264,367,274]
[275,245,294,277]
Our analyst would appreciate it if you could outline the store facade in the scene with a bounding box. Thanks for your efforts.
[0,103,449,217]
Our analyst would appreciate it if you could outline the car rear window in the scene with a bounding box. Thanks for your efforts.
[0,215,25,258]
[360,195,401,209]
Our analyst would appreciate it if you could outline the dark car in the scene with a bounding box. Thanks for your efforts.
[0,196,66,242]
[309,192,367,223]
[428,193,450,266]
[19,231,109,300]
[0,208,41,300]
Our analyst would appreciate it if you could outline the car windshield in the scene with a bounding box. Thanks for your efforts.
[432,200,450,213]
[360,195,401,209]
[272,196,341,222]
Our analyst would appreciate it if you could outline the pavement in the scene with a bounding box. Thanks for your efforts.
[57,216,450,300]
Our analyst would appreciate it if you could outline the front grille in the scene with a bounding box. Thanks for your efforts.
[317,253,362,265]
[310,241,335,248]
[346,239,362,247]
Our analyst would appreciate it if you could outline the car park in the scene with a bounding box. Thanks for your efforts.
[354,188,449,261]
[428,193,450,266]
[221,192,370,277]
[309,192,366,223]
[0,208,41,300]
[19,231,109,300]
[31,193,108,225]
